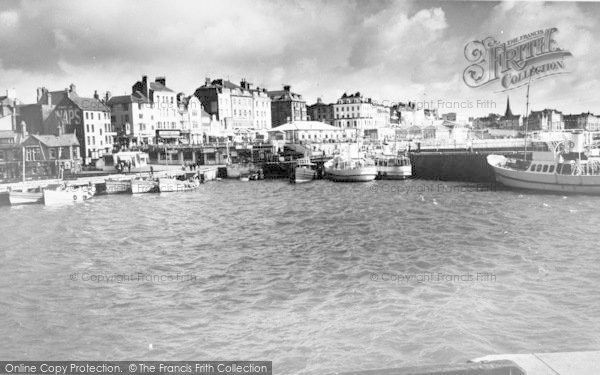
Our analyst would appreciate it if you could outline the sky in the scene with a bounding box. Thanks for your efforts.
[1,0,599,118]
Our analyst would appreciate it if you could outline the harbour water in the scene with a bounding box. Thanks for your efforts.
[1,179,600,374]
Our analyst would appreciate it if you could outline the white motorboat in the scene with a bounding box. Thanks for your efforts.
[104,179,132,194]
[325,155,377,182]
[292,157,317,183]
[487,132,600,194]
[375,154,412,180]
[43,183,96,206]
[158,176,200,192]
[226,163,254,178]
[9,189,44,205]
[131,178,159,194]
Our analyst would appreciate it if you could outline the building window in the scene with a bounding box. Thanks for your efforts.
[86,112,89,120]
[86,124,90,133]
[49,149,56,159]
[87,136,90,144]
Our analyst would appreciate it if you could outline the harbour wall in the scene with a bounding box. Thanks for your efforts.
[410,151,528,183]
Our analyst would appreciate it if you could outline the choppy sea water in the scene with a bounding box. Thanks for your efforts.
[1,179,600,374]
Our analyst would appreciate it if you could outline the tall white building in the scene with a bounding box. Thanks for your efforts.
[333,92,391,135]
[194,78,271,133]
[108,76,180,146]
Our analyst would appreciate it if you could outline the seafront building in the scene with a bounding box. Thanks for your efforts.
[177,94,220,145]
[333,92,392,139]
[307,98,334,125]
[194,78,271,135]
[108,76,218,147]
[563,112,600,131]
[0,124,81,182]
[525,109,564,131]
[268,85,307,127]
[53,85,114,164]
[0,91,18,131]
[18,84,113,165]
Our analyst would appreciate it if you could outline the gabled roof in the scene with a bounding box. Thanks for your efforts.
[29,133,79,147]
[150,81,173,92]
[58,95,110,112]
[0,130,20,139]
[108,93,149,105]
[268,90,304,102]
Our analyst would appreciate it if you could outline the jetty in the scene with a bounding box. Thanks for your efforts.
[341,350,600,375]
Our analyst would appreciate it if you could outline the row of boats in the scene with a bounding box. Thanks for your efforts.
[6,169,219,206]
[292,153,412,183]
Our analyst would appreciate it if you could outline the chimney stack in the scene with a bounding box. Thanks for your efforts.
[105,91,112,102]
[69,83,76,93]
[93,90,99,100]
[155,76,166,86]
[36,88,43,103]
[284,85,291,92]
[205,77,211,85]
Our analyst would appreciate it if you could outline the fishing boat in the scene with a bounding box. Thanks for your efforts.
[43,183,96,206]
[324,155,377,182]
[9,188,44,205]
[9,148,44,205]
[487,132,600,194]
[104,179,132,194]
[375,154,412,180]
[131,178,159,194]
[158,174,200,192]
[291,157,317,183]
[226,163,255,178]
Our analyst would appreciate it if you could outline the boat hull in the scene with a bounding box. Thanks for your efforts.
[104,180,132,194]
[488,154,600,194]
[226,164,253,178]
[131,180,158,194]
[325,166,377,182]
[9,191,44,205]
[43,186,95,206]
[158,178,199,192]
[294,167,316,183]
[376,166,412,180]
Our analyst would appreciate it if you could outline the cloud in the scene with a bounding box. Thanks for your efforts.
[0,0,599,118]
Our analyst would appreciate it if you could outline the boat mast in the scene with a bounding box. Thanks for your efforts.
[524,76,532,158]
[22,145,26,187]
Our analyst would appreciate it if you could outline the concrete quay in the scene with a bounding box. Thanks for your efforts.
[409,150,528,183]
[341,350,600,375]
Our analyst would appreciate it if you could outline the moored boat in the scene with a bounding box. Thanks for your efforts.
[292,157,317,183]
[487,133,600,194]
[43,183,96,206]
[131,178,159,194]
[104,179,132,194]
[226,163,254,178]
[325,155,377,182]
[375,154,412,180]
[158,176,200,192]
[9,189,44,205]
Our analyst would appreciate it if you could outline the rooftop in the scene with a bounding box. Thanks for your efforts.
[29,134,80,147]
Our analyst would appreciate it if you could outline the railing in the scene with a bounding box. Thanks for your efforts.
[418,138,530,150]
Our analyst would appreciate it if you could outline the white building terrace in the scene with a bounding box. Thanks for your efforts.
[267,121,344,142]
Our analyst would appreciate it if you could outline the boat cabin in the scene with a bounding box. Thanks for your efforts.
[375,156,410,167]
